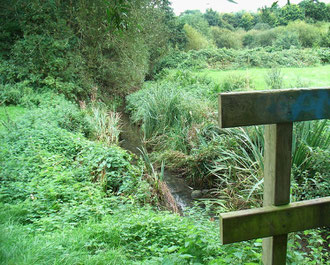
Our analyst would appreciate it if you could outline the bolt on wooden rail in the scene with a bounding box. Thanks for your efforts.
[218,87,330,265]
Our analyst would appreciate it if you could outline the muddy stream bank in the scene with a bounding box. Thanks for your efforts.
[119,108,194,212]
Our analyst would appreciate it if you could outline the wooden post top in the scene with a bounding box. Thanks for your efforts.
[218,87,330,128]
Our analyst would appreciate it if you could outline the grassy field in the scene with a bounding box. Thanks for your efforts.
[197,65,330,90]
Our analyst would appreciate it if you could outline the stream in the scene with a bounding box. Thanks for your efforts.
[119,108,193,212]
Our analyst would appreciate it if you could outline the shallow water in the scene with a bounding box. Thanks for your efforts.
[119,108,193,211]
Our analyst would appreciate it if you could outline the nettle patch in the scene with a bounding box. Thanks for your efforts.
[0,98,148,231]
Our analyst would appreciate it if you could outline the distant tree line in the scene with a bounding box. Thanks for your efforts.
[0,0,329,99]
[177,0,330,51]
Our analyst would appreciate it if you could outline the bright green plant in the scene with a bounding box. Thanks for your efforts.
[127,82,209,143]
[287,20,322,47]
[87,102,122,145]
[292,120,330,182]
[273,30,301,49]
[211,27,243,49]
[221,73,254,92]
[184,24,211,51]
[265,68,284,89]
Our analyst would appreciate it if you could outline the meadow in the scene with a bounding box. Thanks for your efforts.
[197,65,330,90]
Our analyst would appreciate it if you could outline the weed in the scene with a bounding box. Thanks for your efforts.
[87,102,122,145]
[221,73,254,92]
[265,68,284,89]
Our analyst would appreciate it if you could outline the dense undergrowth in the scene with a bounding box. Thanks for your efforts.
[126,66,329,262]
[127,69,329,207]
[154,47,330,74]
[0,95,288,264]
[1,0,329,263]
[1,90,328,264]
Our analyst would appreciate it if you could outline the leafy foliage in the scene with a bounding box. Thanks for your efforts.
[264,68,284,89]
[155,47,327,74]
[0,97,148,230]
[184,24,211,51]
[211,27,243,49]
[0,0,175,98]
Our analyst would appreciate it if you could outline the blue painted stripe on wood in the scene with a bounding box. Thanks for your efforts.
[218,88,330,128]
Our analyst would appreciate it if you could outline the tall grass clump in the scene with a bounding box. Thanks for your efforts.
[87,102,122,145]
[221,73,254,92]
[265,68,284,89]
[126,82,210,151]
[292,120,330,199]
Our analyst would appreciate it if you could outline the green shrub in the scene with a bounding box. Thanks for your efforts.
[287,20,322,47]
[184,24,211,51]
[211,27,243,49]
[0,0,172,99]
[253,23,271,30]
[127,82,208,139]
[320,25,330,47]
[179,11,211,37]
[156,69,221,99]
[316,48,330,63]
[273,30,301,49]
[221,73,254,92]
[243,28,279,48]
[264,68,284,89]
[154,47,324,73]
[0,97,145,230]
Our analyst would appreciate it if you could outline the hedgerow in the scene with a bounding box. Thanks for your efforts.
[154,47,329,74]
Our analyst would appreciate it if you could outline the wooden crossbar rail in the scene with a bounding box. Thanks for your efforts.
[217,87,330,265]
[220,197,330,244]
[218,87,330,128]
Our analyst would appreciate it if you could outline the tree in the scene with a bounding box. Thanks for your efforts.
[240,12,255,30]
[179,10,211,37]
[204,8,223,27]
[299,0,329,22]
[276,4,305,25]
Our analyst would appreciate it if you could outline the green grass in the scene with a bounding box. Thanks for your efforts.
[197,65,330,90]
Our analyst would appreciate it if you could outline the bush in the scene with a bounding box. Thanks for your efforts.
[253,23,271,30]
[154,47,324,73]
[127,83,207,136]
[0,0,172,99]
[316,48,330,63]
[221,73,254,92]
[265,68,284,89]
[184,24,211,51]
[287,20,322,47]
[211,27,243,49]
[273,30,301,49]
[320,27,330,47]
[243,28,279,48]
[0,100,146,230]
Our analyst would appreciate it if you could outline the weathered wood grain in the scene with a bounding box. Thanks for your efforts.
[262,123,292,264]
[220,197,330,244]
[218,88,330,128]
[263,123,292,206]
